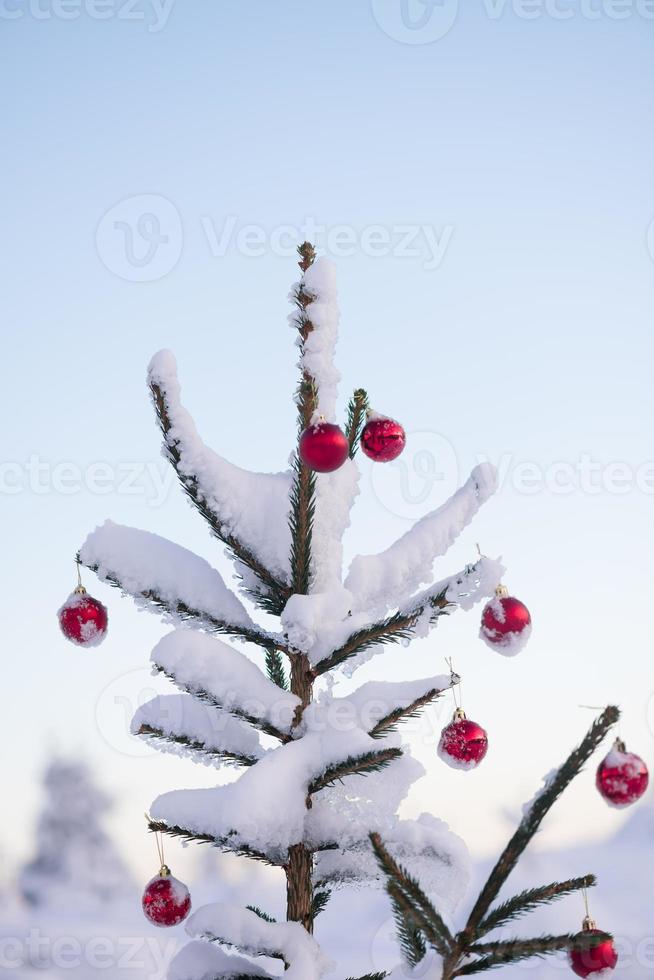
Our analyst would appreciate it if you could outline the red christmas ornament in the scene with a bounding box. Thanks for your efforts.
[361,412,406,463]
[142,865,191,928]
[438,709,488,770]
[596,738,649,809]
[299,419,349,473]
[480,585,531,656]
[568,918,618,977]
[58,586,108,647]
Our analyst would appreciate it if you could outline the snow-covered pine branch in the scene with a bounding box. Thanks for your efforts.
[169,939,275,979]
[331,674,456,739]
[148,723,405,862]
[132,694,266,768]
[183,904,331,979]
[289,254,360,594]
[169,939,274,980]
[148,350,293,614]
[344,463,499,618]
[296,557,504,676]
[150,631,299,742]
[79,521,279,649]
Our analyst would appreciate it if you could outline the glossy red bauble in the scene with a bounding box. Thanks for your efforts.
[438,711,488,770]
[299,420,349,473]
[596,739,649,808]
[142,868,191,927]
[58,589,108,647]
[480,591,531,656]
[361,414,406,463]
[568,926,618,977]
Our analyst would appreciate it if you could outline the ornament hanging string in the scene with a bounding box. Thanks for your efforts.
[580,884,596,929]
[445,657,462,711]
[74,559,86,595]
[146,813,167,874]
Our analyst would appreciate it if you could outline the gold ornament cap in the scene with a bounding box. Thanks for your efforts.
[453,707,467,722]
[159,864,171,878]
[582,914,597,932]
[495,583,509,599]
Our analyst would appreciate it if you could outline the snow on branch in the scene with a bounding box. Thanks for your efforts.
[345,463,499,617]
[313,811,470,919]
[464,705,620,938]
[370,831,454,959]
[169,939,273,979]
[149,349,293,612]
[150,725,401,863]
[311,559,503,676]
[186,904,331,979]
[298,675,453,743]
[346,675,454,739]
[289,254,360,593]
[151,631,300,741]
[79,520,276,648]
[290,256,341,422]
[132,694,265,769]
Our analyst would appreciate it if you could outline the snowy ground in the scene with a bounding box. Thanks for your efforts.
[2,800,652,979]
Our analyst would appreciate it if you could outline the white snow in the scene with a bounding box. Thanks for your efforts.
[280,560,503,671]
[151,630,299,736]
[80,520,255,631]
[345,463,499,617]
[132,694,265,768]
[300,674,453,737]
[436,745,481,772]
[290,257,341,422]
[150,725,395,860]
[313,808,470,917]
[311,458,360,592]
[187,904,331,979]
[387,951,444,979]
[280,587,354,653]
[289,257,360,592]
[149,349,293,586]
[169,940,272,979]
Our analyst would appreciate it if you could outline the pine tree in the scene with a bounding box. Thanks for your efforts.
[20,756,133,907]
[78,245,617,978]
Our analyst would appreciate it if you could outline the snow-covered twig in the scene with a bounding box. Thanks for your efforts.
[79,521,280,650]
[151,631,300,742]
[187,903,331,979]
[345,463,499,617]
[149,350,293,614]
[132,694,264,768]
[313,558,502,676]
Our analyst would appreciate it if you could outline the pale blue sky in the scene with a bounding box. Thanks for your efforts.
[1,1,653,886]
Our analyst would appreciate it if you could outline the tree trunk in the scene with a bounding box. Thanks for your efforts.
[285,651,316,932]
[286,842,314,932]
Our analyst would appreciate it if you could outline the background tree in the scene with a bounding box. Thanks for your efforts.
[20,756,133,908]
